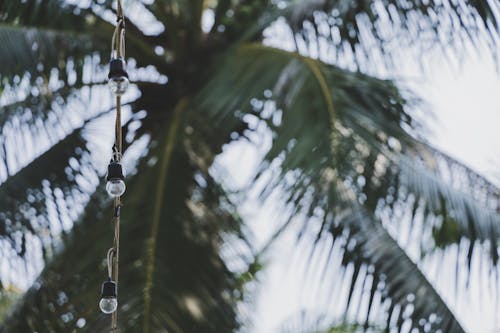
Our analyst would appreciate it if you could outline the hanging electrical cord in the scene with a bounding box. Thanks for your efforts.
[106,248,115,278]
[99,0,129,331]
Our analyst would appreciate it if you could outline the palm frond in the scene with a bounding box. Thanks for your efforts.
[0,104,116,276]
[297,202,466,332]
[0,0,86,29]
[265,0,499,68]
[197,43,499,329]
[0,25,94,81]
[278,311,374,333]
[0,82,140,288]
[0,83,116,182]
[0,4,162,83]
[200,42,499,257]
[198,43,415,143]
[395,153,500,260]
[0,99,252,332]
[0,65,167,284]
[0,129,88,252]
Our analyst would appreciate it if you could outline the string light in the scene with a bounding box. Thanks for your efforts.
[100,0,126,330]
[100,249,118,314]
[99,278,118,314]
[106,161,126,197]
[108,4,128,96]
[108,57,129,96]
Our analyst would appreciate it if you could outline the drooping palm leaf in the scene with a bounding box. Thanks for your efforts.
[0,99,252,332]
[395,153,500,261]
[325,203,465,332]
[200,42,499,255]
[0,0,86,29]
[278,311,374,333]
[0,11,174,294]
[0,26,94,80]
[271,0,499,68]
[0,129,89,255]
[196,42,499,330]
[279,201,468,332]
[0,104,118,282]
[0,83,144,288]
[0,2,109,86]
[0,1,164,84]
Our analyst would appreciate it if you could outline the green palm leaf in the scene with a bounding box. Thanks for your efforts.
[0,101,117,263]
[0,2,162,82]
[335,205,465,332]
[0,26,93,80]
[199,43,499,259]
[197,43,499,330]
[0,0,86,29]
[278,312,377,333]
[0,99,251,332]
[274,0,499,65]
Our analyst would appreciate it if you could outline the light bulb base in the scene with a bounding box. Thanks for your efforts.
[101,278,117,298]
[108,58,128,80]
[108,58,129,95]
[107,162,125,181]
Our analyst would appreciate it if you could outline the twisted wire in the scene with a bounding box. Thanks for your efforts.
[110,1,124,331]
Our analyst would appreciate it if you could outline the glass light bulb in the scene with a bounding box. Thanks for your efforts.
[106,179,126,197]
[99,297,118,314]
[108,76,129,95]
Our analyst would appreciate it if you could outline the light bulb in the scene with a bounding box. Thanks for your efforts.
[108,76,129,95]
[100,278,118,314]
[106,179,126,197]
[106,162,126,197]
[108,58,129,96]
[99,297,118,314]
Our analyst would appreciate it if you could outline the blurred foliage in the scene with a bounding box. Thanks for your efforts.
[278,311,384,333]
[432,217,462,248]
[0,290,20,323]
[0,0,498,332]
[1,99,250,332]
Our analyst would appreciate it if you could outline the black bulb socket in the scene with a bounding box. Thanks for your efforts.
[108,58,129,79]
[107,162,125,181]
[101,278,117,298]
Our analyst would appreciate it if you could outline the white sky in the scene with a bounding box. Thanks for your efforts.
[422,53,500,183]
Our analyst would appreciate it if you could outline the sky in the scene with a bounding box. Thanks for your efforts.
[214,24,500,333]
[421,53,500,183]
